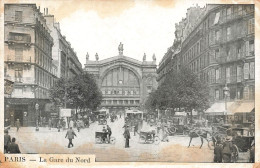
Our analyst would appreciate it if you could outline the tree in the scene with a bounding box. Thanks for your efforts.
[145,66,210,122]
[49,72,102,113]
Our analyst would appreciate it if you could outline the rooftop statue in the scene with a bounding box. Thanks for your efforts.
[143,53,146,61]
[118,42,124,55]
[95,53,99,61]
[152,53,156,61]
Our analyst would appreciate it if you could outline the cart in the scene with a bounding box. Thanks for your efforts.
[139,131,160,145]
[95,131,116,144]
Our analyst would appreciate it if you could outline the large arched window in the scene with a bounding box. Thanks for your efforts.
[101,67,140,96]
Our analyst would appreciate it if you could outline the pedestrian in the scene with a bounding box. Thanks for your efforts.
[222,136,233,163]
[123,125,131,148]
[249,141,255,163]
[69,119,74,128]
[76,120,81,132]
[15,119,20,132]
[4,130,11,153]
[8,138,21,154]
[57,119,61,132]
[65,127,77,148]
[107,125,112,143]
[48,118,52,130]
[214,140,223,163]
[134,122,138,136]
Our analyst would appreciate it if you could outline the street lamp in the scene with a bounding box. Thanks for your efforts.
[35,103,39,131]
[223,84,230,123]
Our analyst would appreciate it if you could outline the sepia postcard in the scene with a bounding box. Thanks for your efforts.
[0,0,259,167]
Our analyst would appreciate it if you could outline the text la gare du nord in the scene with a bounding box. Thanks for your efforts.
[4,156,91,163]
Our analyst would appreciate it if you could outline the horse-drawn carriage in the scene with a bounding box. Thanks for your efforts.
[139,131,160,145]
[97,113,107,125]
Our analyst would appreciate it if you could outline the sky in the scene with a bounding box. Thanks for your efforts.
[38,0,207,67]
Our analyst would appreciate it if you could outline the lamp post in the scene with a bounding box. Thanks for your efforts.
[35,103,39,131]
[223,84,230,124]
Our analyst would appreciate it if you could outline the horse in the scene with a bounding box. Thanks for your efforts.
[186,125,215,149]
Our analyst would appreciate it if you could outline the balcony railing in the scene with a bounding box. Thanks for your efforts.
[6,55,32,63]
[216,54,245,64]
[5,76,36,84]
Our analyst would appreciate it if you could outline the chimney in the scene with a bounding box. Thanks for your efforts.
[46,8,48,15]
[44,8,45,15]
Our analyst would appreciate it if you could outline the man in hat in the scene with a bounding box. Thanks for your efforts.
[65,127,77,148]
[4,130,11,153]
[123,125,130,148]
[222,136,233,162]
[8,138,21,153]
[15,119,20,132]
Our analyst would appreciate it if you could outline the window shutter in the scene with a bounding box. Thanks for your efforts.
[249,62,254,79]
[245,41,249,56]
[244,63,249,79]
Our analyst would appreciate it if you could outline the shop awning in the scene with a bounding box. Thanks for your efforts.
[205,102,236,115]
[232,101,255,113]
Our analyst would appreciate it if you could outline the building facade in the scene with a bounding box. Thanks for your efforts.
[4,4,57,126]
[84,44,157,113]
[157,4,255,120]
[44,12,82,79]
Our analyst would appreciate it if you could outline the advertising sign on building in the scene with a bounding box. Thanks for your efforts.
[60,108,71,117]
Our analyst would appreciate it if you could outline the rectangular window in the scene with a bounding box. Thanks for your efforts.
[227,27,231,41]
[215,30,220,42]
[249,62,255,79]
[215,49,220,60]
[227,7,232,19]
[215,89,220,100]
[248,18,254,34]
[237,44,242,58]
[216,68,220,83]
[249,40,254,55]
[237,66,242,82]
[15,11,22,22]
[244,63,249,80]
[15,48,23,62]
[214,12,220,24]
[226,67,230,83]
[15,68,23,82]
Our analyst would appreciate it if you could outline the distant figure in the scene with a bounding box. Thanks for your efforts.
[4,130,11,153]
[76,120,81,132]
[8,138,21,154]
[134,122,138,136]
[123,125,131,148]
[48,118,52,130]
[65,127,77,148]
[107,125,112,143]
[15,119,20,132]
[69,119,74,128]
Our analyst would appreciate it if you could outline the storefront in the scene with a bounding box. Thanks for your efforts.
[4,98,51,127]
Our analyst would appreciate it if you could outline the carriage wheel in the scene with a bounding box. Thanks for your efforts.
[231,144,239,163]
[95,137,102,144]
[110,137,116,144]
[154,136,160,145]
[207,140,214,150]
